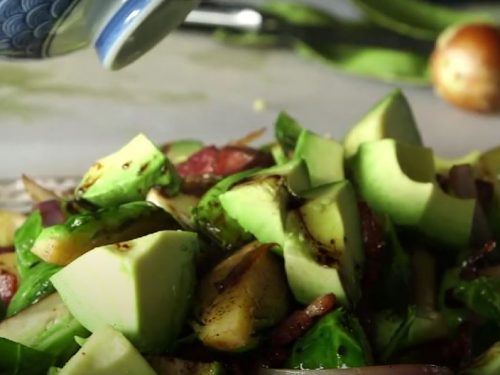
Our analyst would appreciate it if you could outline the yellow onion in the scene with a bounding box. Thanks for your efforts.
[431,23,500,113]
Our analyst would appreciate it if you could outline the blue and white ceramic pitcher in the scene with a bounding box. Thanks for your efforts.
[0,0,200,69]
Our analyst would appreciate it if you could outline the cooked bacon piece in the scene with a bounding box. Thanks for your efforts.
[214,146,273,177]
[177,145,273,178]
[0,247,14,254]
[0,270,17,305]
[271,293,336,347]
[177,146,219,178]
[261,294,336,368]
[176,145,273,195]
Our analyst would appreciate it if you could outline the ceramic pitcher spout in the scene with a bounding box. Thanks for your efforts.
[0,0,200,70]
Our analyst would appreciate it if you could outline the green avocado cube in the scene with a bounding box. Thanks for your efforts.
[343,89,422,162]
[51,230,197,353]
[352,139,476,248]
[294,129,344,187]
[75,134,178,207]
[58,326,156,375]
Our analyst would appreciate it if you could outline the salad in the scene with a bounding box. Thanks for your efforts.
[1,89,500,375]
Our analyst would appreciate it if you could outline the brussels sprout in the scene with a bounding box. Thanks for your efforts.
[287,308,372,369]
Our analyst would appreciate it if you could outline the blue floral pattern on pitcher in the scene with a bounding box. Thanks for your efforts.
[0,0,76,57]
[0,0,200,69]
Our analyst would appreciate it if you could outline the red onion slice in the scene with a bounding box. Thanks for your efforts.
[36,200,66,227]
[258,365,453,375]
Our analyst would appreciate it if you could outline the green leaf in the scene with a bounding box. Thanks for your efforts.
[274,112,303,155]
[352,0,491,40]
[7,263,61,317]
[0,337,55,375]
[454,276,500,324]
[14,212,43,279]
[287,308,371,369]
[214,1,432,85]
[296,41,431,85]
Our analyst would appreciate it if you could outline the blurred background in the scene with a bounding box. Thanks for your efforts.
[1,0,499,179]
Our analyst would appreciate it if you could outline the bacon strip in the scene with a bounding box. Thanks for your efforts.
[271,293,336,347]
[176,145,274,195]
[0,270,17,305]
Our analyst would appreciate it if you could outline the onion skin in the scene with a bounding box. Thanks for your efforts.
[431,23,500,113]
[258,364,454,375]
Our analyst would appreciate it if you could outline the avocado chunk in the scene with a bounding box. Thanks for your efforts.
[0,293,88,363]
[297,181,364,305]
[294,129,344,187]
[149,357,225,375]
[255,158,310,195]
[51,230,197,353]
[75,134,180,207]
[195,242,289,352]
[31,201,179,265]
[57,326,156,375]
[283,211,352,306]
[218,160,310,250]
[352,139,476,247]
[343,89,422,161]
[220,176,289,249]
[270,143,288,165]
[287,308,372,369]
[194,170,256,251]
[147,188,200,230]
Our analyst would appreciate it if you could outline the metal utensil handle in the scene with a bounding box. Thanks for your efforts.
[185,4,264,32]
